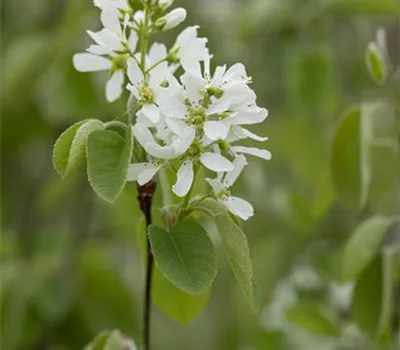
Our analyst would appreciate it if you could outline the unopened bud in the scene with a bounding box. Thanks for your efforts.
[156,8,186,31]
[158,0,174,9]
[207,87,223,99]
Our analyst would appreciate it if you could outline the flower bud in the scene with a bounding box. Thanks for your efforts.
[158,0,174,9]
[156,8,186,31]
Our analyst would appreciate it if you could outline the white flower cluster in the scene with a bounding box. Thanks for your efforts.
[73,0,270,220]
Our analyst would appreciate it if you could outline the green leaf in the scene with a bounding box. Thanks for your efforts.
[286,44,335,119]
[84,330,110,350]
[285,303,340,336]
[342,216,391,281]
[136,218,210,323]
[352,256,383,337]
[213,204,258,312]
[360,102,400,214]
[103,331,124,350]
[149,221,217,296]
[87,128,132,203]
[84,330,130,350]
[53,120,87,177]
[152,267,211,324]
[331,106,361,208]
[193,197,225,217]
[366,42,387,85]
[53,119,104,178]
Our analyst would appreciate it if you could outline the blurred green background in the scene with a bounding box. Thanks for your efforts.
[1,0,400,349]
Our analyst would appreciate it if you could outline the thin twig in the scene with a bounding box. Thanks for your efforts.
[137,181,157,350]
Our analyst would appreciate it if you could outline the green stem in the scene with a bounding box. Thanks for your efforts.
[146,58,168,73]
[137,3,154,350]
[140,3,151,71]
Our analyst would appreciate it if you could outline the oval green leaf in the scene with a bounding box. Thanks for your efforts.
[149,221,217,296]
[366,42,387,85]
[214,205,259,313]
[331,106,361,208]
[342,216,391,281]
[53,120,87,177]
[86,128,132,203]
[352,256,383,337]
[53,119,104,178]
[152,267,211,324]
[136,218,211,323]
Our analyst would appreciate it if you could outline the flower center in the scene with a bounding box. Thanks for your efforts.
[187,107,206,127]
[219,188,231,198]
[112,54,127,71]
[185,141,202,159]
[139,84,155,104]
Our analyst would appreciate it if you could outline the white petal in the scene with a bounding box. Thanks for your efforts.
[132,125,176,159]
[145,143,176,159]
[73,53,111,72]
[127,162,156,182]
[139,104,160,123]
[132,123,156,145]
[157,90,187,118]
[149,64,170,87]
[88,29,122,51]
[204,121,228,141]
[222,196,254,220]
[126,83,140,99]
[200,153,234,172]
[172,161,194,197]
[86,44,113,55]
[127,58,144,85]
[225,83,256,107]
[224,63,248,82]
[128,31,138,52]
[138,167,161,185]
[207,96,231,115]
[106,70,124,102]
[205,178,224,194]
[101,8,121,35]
[223,155,248,187]
[211,65,227,86]
[180,72,205,105]
[231,107,269,125]
[149,42,167,65]
[229,126,268,142]
[180,38,209,63]
[166,117,186,135]
[176,26,199,47]
[172,126,195,155]
[232,146,272,160]
[181,59,201,77]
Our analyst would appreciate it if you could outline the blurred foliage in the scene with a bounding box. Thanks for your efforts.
[1,0,400,349]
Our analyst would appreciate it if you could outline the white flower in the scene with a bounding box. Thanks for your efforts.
[73,8,138,102]
[126,43,170,123]
[132,123,195,160]
[170,26,210,73]
[157,8,187,31]
[94,0,130,12]
[206,155,254,220]
[172,142,234,197]
[157,73,230,143]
